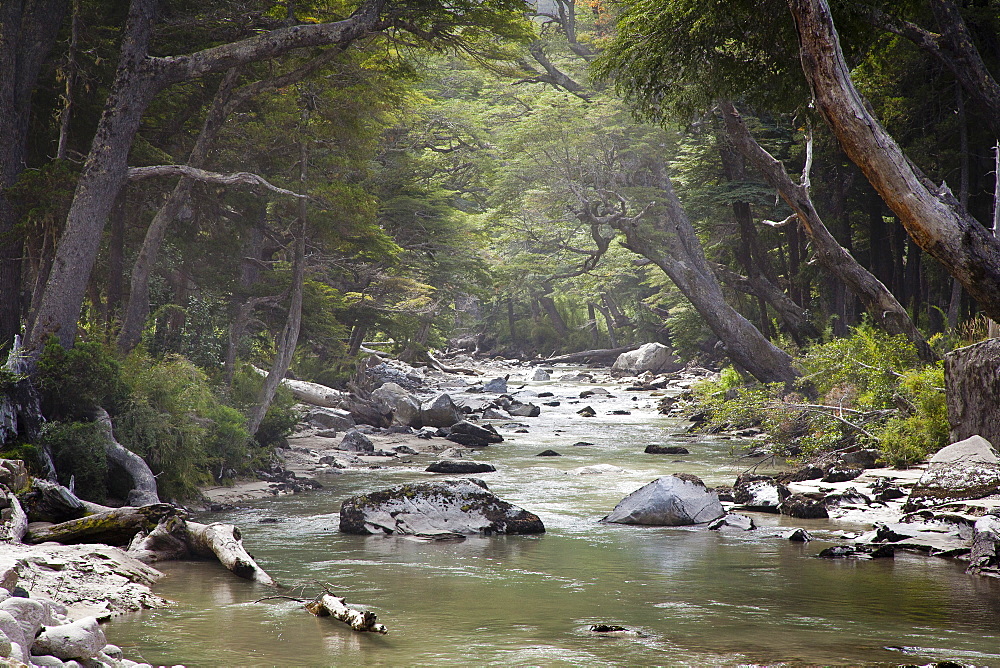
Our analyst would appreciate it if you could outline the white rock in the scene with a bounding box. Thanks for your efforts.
[420,393,463,428]
[603,474,725,525]
[930,435,998,465]
[372,382,422,427]
[0,597,45,648]
[612,343,679,374]
[30,655,65,667]
[32,616,106,660]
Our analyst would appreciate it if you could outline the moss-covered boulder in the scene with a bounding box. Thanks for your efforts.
[339,480,543,536]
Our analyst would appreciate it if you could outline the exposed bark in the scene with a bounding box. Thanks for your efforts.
[305,592,388,633]
[25,503,179,546]
[581,170,800,385]
[27,0,386,359]
[91,407,160,506]
[128,515,274,584]
[185,520,274,585]
[0,496,28,544]
[250,366,347,408]
[0,0,69,353]
[788,0,1000,322]
[534,344,640,365]
[944,338,1000,447]
[55,0,80,160]
[721,100,933,360]
[717,140,819,345]
[516,42,591,101]
[246,124,308,437]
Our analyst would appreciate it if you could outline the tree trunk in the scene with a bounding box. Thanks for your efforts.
[944,338,1000,447]
[91,407,159,506]
[305,592,387,633]
[0,0,68,354]
[788,0,1000,322]
[25,503,178,546]
[26,0,386,363]
[593,301,619,347]
[184,520,274,585]
[613,167,799,385]
[104,192,128,331]
[721,100,933,360]
[246,131,308,436]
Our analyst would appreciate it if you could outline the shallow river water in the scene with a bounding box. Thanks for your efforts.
[108,375,1000,666]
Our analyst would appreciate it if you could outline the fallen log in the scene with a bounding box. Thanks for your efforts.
[128,517,274,585]
[305,592,388,634]
[185,521,274,585]
[532,345,640,365]
[425,351,479,376]
[25,503,181,546]
[251,366,347,408]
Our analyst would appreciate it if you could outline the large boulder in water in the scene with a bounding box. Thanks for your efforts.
[612,343,681,374]
[446,421,503,447]
[337,429,375,453]
[601,474,724,526]
[371,382,422,427]
[426,460,496,474]
[421,393,463,428]
[904,435,1000,511]
[339,479,544,536]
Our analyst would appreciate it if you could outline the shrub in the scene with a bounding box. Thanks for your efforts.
[36,338,128,419]
[39,421,108,503]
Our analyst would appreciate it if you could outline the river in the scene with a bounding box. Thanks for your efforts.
[108,371,1000,666]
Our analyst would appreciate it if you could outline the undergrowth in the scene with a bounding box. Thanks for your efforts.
[688,324,948,466]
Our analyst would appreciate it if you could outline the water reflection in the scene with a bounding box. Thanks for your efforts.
[107,373,1000,666]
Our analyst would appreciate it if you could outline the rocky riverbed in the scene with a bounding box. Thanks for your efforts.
[5,352,1000,666]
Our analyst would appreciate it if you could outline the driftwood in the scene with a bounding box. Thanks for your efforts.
[25,503,180,545]
[251,366,347,408]
[128,517,274,586]
[425,351,479,376]
[305,592,388,634]
[0,495,27,544]
[533,345,640,365]
[91,407,160,506]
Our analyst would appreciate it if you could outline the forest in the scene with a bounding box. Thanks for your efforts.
[1,0,1000,500]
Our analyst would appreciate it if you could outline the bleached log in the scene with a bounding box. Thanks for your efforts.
[127,514,192,563]
[185,520,274,585]
[91,407,160,505]
[250,366,346,408]
[535,345,640,365]
[0,495,27,544]
[305,593,388,634]
[425,351,479,376]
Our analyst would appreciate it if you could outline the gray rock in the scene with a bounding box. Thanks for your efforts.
[0,630,10,660]
[733,473,789,513]
[32,616,106,660]
[612,343,681,374]
[644,444,689,455]
[339,479,544,536]
[821,466,863,483]
[483,377,508,394]
[446,421,503,447]
[337,429,375,453]
[602,474,725,526]
[784,528,813,542]
[536,450,561,457]
[0,611,25,661]
[967,514,1000,574]
[306,407,355,431]
[577,406,596,417]
[101,645,123,660]
[905,435,1000,510]
[530,369,550,381]
[0,597,44,649]
[372,382,422,427]
[426,460,496,474]
[508,403,540,418]
[421,393,463,428]
[28,655,64,667]
[315,428,338,439]
[778,493,829,519]
[482,408,510,420]
[707,513,755,531]
[0,461,27,492]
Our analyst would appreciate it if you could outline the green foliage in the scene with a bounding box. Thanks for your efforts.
[39,421,108,503]
[877,366,949,466]
[797,324,919,410]
[116,353,253,499]
[689,325,948,464]
[230,364,301,449]
[36,338,128,419]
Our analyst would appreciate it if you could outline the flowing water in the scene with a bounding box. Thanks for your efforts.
[108,375,1000,666]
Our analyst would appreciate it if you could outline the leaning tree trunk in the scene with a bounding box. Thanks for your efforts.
[91,407,159,505]
[615,168,799,386]
[246,133,308,436]
[787,0,1000,322]
[944,338,1000,448]
[721,100,933,361]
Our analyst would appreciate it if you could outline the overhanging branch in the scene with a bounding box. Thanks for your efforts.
[127,165,308,198]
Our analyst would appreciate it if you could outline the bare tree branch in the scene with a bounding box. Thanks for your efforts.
[127,164,308,198]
